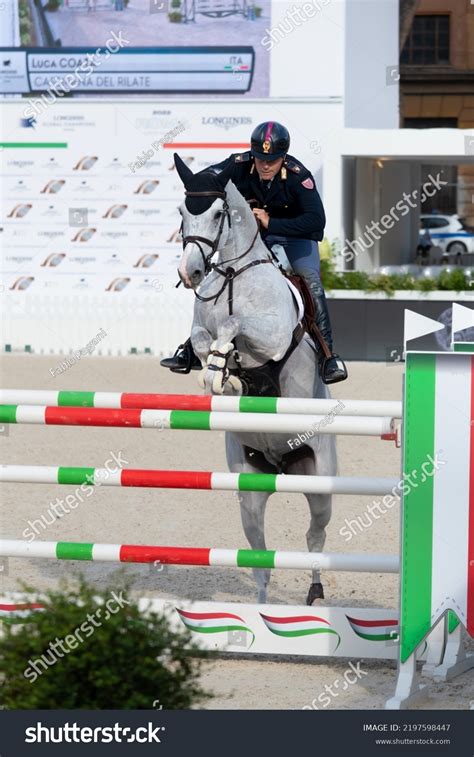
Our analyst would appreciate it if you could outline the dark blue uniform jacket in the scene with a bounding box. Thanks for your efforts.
[209,151,326,242]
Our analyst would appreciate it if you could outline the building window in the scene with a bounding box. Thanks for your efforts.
[420,164,457,215]
[401,15,450,65]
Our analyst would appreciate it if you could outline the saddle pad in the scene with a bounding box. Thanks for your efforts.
[283,276,305,322]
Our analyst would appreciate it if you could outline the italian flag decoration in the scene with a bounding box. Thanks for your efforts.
[401,350,474,662]
[176,609,255,647]
[346,615,398,642]
[259,612,340,649]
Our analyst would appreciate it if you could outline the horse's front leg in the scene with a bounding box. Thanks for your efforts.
[191,326,213,368]
[198,315,243,395]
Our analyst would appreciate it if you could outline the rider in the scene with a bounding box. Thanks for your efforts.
[161,121,347,384]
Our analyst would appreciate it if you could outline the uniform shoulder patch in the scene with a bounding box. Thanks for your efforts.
[235,151,251,163]
[301,177,314,189]
[286,159,303,174]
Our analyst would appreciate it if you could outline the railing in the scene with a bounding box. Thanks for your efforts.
[1,291,194,356]
[33,0,61,46]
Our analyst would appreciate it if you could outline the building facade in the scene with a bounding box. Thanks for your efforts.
[400,0,474,222]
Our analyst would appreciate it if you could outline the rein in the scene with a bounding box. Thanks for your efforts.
[180,189,270,314]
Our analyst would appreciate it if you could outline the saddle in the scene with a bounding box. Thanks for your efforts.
[284,273,332,361]
[228,274,331,398]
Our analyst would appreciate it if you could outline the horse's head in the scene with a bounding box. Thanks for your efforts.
[174,153,235,289]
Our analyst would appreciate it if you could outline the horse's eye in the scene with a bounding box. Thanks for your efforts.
[214,211,223,219]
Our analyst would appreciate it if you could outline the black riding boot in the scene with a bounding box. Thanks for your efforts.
[160,337,201,373]
[308,285,348,384]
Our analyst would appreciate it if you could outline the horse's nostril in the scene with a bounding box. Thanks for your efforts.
[193,270,201,278]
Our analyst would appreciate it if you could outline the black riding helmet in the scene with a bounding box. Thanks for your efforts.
[250,121,290,161]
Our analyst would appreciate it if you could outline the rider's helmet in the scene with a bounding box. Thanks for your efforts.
[250,122,290,161]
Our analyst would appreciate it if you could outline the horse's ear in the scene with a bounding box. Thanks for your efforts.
[174,153,194,186]
[215,159,234,189]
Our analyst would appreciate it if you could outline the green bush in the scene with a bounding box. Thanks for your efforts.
[319,238,473,294]
[0,576,212,709]
[417,277,438,292]
[19,0,33,44]
[437,268,469,292]
[19,17,32,34]
[168,10,182,20]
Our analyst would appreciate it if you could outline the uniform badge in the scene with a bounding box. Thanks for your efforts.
[280,165,287,180]
[302,177,314,189]
[235,154,242,162]
[262,140,271,154]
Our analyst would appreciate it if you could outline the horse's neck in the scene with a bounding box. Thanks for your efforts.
[217,184,268,265]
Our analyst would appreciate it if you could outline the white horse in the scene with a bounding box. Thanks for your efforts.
[174,154,337,605]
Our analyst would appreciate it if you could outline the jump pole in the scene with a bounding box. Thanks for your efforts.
[0,465,399,496]
[0,390,402,419]
[0,405,396,438]
[0,539,399,573]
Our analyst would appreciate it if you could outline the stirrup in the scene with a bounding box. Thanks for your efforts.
[160,343,194,374]
[321,354,348,385]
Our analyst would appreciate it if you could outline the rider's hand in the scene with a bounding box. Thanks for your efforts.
[253,208,270,229]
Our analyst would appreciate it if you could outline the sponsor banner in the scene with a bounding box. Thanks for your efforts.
[0,100,325,294]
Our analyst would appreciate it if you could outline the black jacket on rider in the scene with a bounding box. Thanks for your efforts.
[208,151,326,242]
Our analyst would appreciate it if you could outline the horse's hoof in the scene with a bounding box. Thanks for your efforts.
[306,582,324,605]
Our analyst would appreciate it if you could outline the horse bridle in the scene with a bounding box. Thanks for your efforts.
[181,190,232,276]
[178,188,266,312]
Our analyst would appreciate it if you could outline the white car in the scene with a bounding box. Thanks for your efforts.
[420,214,474,256]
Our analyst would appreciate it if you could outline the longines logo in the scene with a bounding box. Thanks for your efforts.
[201,117,252,130]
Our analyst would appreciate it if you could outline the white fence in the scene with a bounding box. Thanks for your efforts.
[1,291,194,357]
